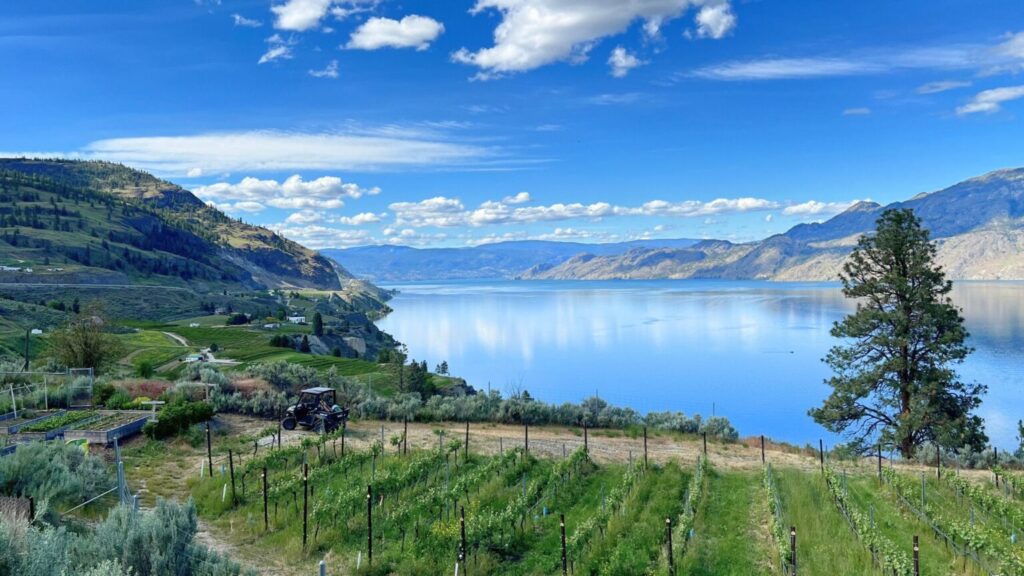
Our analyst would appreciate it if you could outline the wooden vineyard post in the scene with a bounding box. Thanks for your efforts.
[761,435,765,464]
[525,423,529,454]
[819,439,824,473]
[403,417,408,456]
[786,524,794,573]
[367,485,373,565]
[560,514,568,576]
[643,426,648,468]
[913,535,920,576]
[262,467,269,531]
[277,412,282,450]
[702,431,707,455]
[878,444,883,486]
[206,423,213,478]
[303,463,309,550]
[465,421,470,461]
[583,422,588,453]
[936,444,941,480]
[228,450,236,506]
[666,517,674,575]
[459,506,467,572]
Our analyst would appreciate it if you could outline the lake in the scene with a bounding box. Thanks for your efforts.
[376,280,1024,450]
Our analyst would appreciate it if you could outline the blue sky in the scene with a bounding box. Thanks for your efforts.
[3,0,1024,248]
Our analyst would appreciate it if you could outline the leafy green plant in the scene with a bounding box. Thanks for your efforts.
[21,410,98,432]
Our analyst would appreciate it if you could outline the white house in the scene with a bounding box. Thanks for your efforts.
[287,316,306,324]
[189,322,201,328]
[30,329,43,335]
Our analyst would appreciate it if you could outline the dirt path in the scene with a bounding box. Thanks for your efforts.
[163,332,189,346]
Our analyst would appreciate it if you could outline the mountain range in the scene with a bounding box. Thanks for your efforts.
[0,159,354,291]
[329,168,1024,282]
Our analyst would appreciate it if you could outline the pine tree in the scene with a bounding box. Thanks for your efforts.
[810,209,987,457]
[299,335,311,353]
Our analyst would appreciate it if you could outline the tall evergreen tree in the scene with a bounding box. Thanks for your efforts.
[312,312,324,337]
[810,209,986,457]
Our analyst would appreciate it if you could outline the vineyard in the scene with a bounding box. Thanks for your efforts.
[184,424,1024,576]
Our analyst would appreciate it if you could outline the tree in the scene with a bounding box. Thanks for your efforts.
[810,209,987,457]
[47,303,123,374]
[299,335,311,353]
[312,312,324,337]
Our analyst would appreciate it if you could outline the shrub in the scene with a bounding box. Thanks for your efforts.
[144,401,214,440]
[92,383,116,406]
[105,391,133,410]
[0,441,110,521]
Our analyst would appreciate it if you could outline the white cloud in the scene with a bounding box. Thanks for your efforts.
[452,0,734,78]
[693,57,885,81]
[694,3,735,39]
[347,15,444,51]
[232,14,262,28]
[258,44,293,64]
[269,224,374,249]
[916,79,971,94]
[842,107,871,116]
[193,174,379,212]
[764,214,773,223]
[185,167,203,178]
[330,1,380,21]
[608,46,644,78]
[336,212,384,225]
[389,193,781,228]
[211,200,267,213]
[782,200,861,216]
[691,36,1024,81]
[309,60,339,78]
[502,191,531,204]
[82,129,492,175]
[285,209,324,224]
[956,85,1024,115]
[271,0,332,31]
[259,34,296,64]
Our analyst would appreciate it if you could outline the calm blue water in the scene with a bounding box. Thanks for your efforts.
[377,280,1024,449]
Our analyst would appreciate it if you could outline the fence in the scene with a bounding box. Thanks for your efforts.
[0,368,95,414]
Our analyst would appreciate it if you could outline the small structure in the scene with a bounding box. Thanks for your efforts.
[30,329,42,335]
[183,353,205,363]
[189,322,201,328]
[287,316,306,324]
[263,322,280,329]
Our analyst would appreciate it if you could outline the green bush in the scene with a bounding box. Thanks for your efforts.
[143,401,214,440]
[105,391,133,410]
[92,383,116,406]
[136,361,154,378]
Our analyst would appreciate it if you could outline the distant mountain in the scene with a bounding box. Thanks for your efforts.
[523,168,1024,281]
[322,238,700,281]
[0,159,354,291]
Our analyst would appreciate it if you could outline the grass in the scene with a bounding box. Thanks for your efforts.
[679,468,773,575]
[774,467,877,575]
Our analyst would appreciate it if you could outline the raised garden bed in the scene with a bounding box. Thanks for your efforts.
[65,411,153,446]
[17,410,101,441]
[0,410,65,435]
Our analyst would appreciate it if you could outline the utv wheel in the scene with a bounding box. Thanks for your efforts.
[281,416,297,431]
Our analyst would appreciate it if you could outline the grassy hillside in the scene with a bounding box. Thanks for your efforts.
[0,159,347,290]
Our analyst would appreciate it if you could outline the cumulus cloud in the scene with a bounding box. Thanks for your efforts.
[608,46,644,78]
[694,3,735,39]
[452,0,734,79]
[268,224,374,249]
[81,129,492,175]
[916,79,971,94]
[782,200,861,216]
[309,60,339,78]
[271,0,333,31]
[193,174,379,212]
[956,85,1024,115]
[347,15,444,51]
[389,193,781,228]
[232,14,262,28]
[502,191,531,204]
